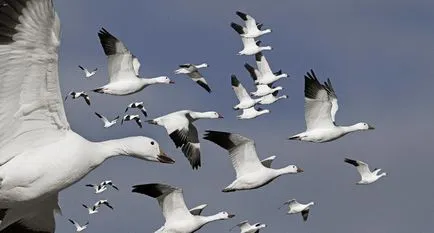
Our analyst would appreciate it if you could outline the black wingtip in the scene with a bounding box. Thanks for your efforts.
[132,183,174,198]
[230,22,244,35]
[93,88,104,93]
[231,75,240,87]
[244,63,257,81]
[344,158,359,167]
[256,40,262,46]
[203,130,236,151]
[236,11,248,21]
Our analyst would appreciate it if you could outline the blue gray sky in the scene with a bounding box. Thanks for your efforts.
[55,1,434,232]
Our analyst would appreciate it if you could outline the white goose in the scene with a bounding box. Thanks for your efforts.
[203,131,303,192]
[68,219,89,232]
[65,91,91,106]
[279,199,314,222]
[121,114,143,128]
[132,183,235,233]
[94,112,119,128]
[86,180,119,193]
[174,63,211,93]
[237,107,269,120]
[147,110,223,169]
[254,52,288,85]
[82,199,114,215]
[230,220,267,233]
[288,69,374,142]
[92,28,174,95]
[344,158,386,184]
[0,1,175,232]
[125,101,148,117]
[231,75,262,110]
[244,63,283,97]
[258,91,288,105]
[233,11,272,38]
[78,65,97,78]
[236,37,272,56]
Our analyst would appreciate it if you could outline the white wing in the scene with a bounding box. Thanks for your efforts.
[132,56,141,76]
[304,70,335,130]
[241,107,258,116]
[231,75,253,103]
[239,221,252,232]
[255,52,273,75]
[98,28,137,83]
[241,37,257,50]
[95,112,109,124]
[345,158,371,178]
[324,78,339,123]
[0,0,69,163]
[236,11,257,31]
[204,131,264,178]
[260,155,276,168]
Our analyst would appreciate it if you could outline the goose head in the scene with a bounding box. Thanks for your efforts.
[197,63,209,68]
[216,211,235,220]
[122,137,175,164]
[253,223,267,229]
[281,165,303,174]
[354,122,375,131]
[202,111,224,119]
[152,76,175,84]
[262,29,272,34]
[259,46,272,52]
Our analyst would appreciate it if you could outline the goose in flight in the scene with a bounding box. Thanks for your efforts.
[279,199,314,222]
[132,183,235,233]
[92,28,174,95]
[344,158,386,184]
[174,63,211,93]
[68,219,89,232]
[258,90,288,105]
[236,37,272,56]
[244,63,283,97]
[64,91,91,106]
[203,131,303,192]
[147,110,223,169]
[237,107,269,120]
[0,1,174,232]
[254,53,288,85]
[86,180,119,193]
[288,69,374,142]
[125,101,148,117]
[231,75,262,110]
[121,114,143,128]
[82,199,114,214]
[78,65,97,78]
[94,112,119,128]
[232,11,271,38]
[230,220,267,233]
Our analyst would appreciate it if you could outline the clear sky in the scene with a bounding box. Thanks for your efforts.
[54,0,434,232]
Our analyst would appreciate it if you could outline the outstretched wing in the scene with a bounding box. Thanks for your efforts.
[231,75,252,103]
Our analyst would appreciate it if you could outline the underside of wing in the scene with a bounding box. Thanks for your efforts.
[231,75,252,103]
[255,52,272,75]
[0,0,69,159]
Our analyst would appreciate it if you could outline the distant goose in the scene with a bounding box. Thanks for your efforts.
[94,112,119,128]
[68,219,89,232]
[86,180,119,193]
[244,63,283,97]
[174,63,211,93]
[279,199,314,222]
[344,158,386,184]
[231,75,262,110]
[125,101,148,117]
[78,65,97,78]
[236,37,272,56]
[203,131,303,192]
[288,70,374,142]
[82,199,114,215]
[64,91,91,106]
[258,90,288,105]
[147,110,223,169]
[233,11,272,38]
[230,220,267,233]
[93,28,174,95]
[121,114,143,128]
[132,183,235,233]
[254,53,288,85]
[237,107,269,120]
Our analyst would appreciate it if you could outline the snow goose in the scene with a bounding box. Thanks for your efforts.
[65,91,91,106]
[147,110,223,169]
[0,1,175,231]
[86,180,119,193]
[244,63,283,97]
[68,219,89,232]
[232,75,262,110]
[78,65,97,78]
[203,131,303,192]
[121,114,143,128]
[279,199,314,222]
[237,107,269,120]
[230,220,267,233]
[174,63,211,93]
[132,183,235,233]
[344,158,386,184]
[125,101,148,117]
[82,200,113,214]
[236,37,272,56]
[233,11,272,38]
[94,112,119,128]
[92,28,174,95]
[254,52,288,85]
[288,69,374,142]
[258,90,288,105]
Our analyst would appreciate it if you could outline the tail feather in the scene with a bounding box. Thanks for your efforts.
[93,88,104,93]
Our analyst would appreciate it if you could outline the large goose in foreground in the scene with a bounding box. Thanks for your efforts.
[0,0,174,232]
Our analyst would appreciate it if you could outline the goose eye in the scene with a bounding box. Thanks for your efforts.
[150,141,155,145]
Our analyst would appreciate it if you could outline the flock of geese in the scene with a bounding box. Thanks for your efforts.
[0,0,387,233]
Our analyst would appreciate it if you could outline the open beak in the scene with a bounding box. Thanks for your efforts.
[227,213,235,218]
[297,168,304,173]
[368,125,375,130]
[157,148,175,164]
[169,80,175,84]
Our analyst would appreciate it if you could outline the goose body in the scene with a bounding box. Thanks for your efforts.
[237,107,269,120]
[203,131,303,192]
[237,38,271,56]
[288,69,374,142]
[174,63,211,93]
[230,220,267,233]
[93,28,174,96]
[280,199,314,222]
[254,53,288,85]
[258,91,288,105]
[244,63,283,97]
[0,1,174,231]
[132,183,235,233]
[95,112,119,128]
[233,11,272,38]
[125,102,148,117]
[68,219,89,232]
[65,91,91,106]
[78,65,97,78]
[231,75,262,110]
[344,158,386,184]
